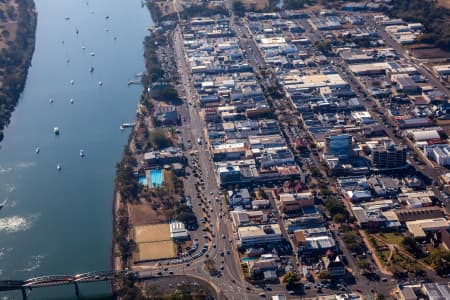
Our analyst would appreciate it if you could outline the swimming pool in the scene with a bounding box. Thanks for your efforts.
[242,257,257,263]
[150,169,163,187]
[138,176,147,186]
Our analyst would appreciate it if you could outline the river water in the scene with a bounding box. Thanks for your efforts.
[0,0,152,298]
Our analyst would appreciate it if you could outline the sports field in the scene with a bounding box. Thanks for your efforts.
[137,241,177,261]
[134,223,177,262]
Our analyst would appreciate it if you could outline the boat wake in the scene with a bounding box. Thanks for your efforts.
[0,214,39,233]
[20,255,45,272]
[16,161,36,169]
[0,247,13,260]
[2,184,16,194]
[0,166,12,174]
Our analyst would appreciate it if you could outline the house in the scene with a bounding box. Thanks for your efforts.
[227,188,251,208]
[322,256,346,278]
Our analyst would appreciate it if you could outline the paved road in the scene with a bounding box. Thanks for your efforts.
[133,26,269,300]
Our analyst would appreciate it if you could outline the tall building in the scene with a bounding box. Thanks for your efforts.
[325,134,352,157]
[371,142,407,170]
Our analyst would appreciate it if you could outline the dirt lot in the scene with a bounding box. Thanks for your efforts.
[243,0,269,10]
[129,202,169,226]
[136,240,177,261]
[438,0,450,9]
[409,47,450,59]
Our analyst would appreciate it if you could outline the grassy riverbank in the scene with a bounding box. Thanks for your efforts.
[0,0,37,142]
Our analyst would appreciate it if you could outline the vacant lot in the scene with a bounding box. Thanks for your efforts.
[243,0,269,10]
[438,0,450,9]
[129,202,169,226]
[409,47,450,59]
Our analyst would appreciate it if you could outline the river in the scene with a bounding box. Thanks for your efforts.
[0,0,152,299]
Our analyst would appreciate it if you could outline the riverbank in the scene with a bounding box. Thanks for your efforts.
[0,0,37,142]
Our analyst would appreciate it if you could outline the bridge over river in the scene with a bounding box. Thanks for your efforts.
[0,270,122,299]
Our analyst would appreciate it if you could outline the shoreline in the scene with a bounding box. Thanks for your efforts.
[0,0,37,143]
[111,3,160,295]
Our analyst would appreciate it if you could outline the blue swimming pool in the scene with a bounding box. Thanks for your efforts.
[242,257,257,263]
[150,169,163,187]
[138,176,147,186]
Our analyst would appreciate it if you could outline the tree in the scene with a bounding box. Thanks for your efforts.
[232,0,246,17]
[282,272,298,286]
[318,270,331,280]
[176,205,197,225]
[429,248,450,275]
[357,260,370,270]
[401,236,423,258]
[315,40,332,54]
[332,213,346,224]
[149,128,172,149]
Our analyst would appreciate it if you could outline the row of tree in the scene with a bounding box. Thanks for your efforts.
[0,0,36,142]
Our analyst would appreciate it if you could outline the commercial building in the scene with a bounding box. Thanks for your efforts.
[238,224,283,246]
[227,188,251,208]
[325,134,352,157]
[370,142,407,170]
[279,192,314,213]
[169,221,189,240]
[322,256,346,278]
[294,230,336,255]
[406,218,450,239]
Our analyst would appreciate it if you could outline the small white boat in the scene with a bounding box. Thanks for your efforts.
[57,164,62,171]
[64,16,70,20]
[119,125,124,131]
[70,98,74,104]
[53,127,60,135]
[90,52,95,56]
[89,66,94,73]
[70,80,75,85]
[81,46,86,50]
[80,149,85,157]
[49,98,54,104]
[98,81,103,86]
[35,147,40,154]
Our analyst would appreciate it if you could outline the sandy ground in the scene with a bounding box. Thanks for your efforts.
[243,0,269,10]
[134,223,171,243]
[137,240,177,261]
[438,0,450,9]
[129,202,169,225]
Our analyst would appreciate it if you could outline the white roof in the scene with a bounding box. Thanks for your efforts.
[412,130,440,141]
